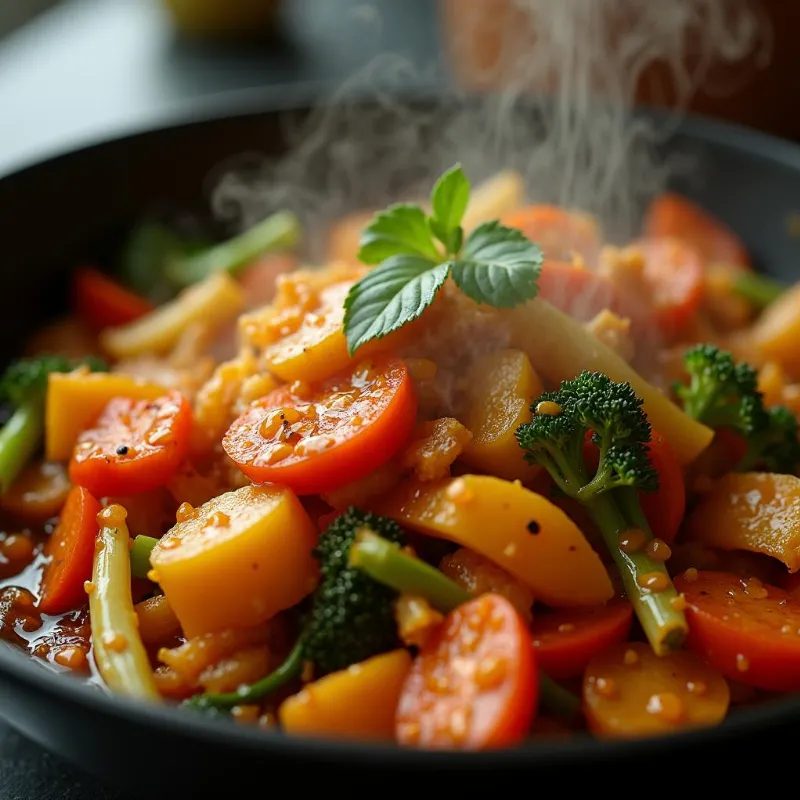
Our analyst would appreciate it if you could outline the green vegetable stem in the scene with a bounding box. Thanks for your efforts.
[516,371,688,656]
[349,528,583,722]
[167,210,301,289]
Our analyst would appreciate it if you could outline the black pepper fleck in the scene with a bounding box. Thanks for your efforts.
[526,520,540,535]
[115,445,129,456]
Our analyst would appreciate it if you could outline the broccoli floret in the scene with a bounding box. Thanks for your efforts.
[676,344,800,475]
[302,509,405,674]
[516,371,687,656]
[674,343,763,429]
[0,354,108,490]
[185,507,406,712]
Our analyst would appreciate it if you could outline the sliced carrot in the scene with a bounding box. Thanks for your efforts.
[72,267,152,330]
[395,593,537,750]
[502,205,602,266]
[633,237,705,340]
[38,486,101,615]
[675,569,800,691]
[223,353,417,495]
[69,391,192,497]
[583,641,730,739]
[643,192,750,269]
[531,598,633,679]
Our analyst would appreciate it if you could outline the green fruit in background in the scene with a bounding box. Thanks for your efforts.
[161,0,280,37]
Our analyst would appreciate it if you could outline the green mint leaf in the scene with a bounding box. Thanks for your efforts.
[430,164,470,233]
[451,221,543,308]
[357,204,441,265]
[344,256,450,355]
[429,218,463,256]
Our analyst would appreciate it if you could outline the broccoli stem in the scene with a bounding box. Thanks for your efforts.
[0,402,43,492]
[349,529,582,721]
[166,210,300,289]
[129,535,159,580]
[586,489,687,656]
[185,640,305,711]
[733,272,785,310]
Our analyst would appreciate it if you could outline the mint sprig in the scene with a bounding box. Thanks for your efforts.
[343,164,543,355]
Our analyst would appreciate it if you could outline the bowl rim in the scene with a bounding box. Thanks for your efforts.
[2,88,800,766]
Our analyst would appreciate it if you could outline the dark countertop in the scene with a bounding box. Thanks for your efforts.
[0,1,439,796]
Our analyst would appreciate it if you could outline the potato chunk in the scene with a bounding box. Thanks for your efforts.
[151,484,318,638]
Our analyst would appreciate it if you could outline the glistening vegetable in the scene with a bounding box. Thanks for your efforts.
[0,355,107,491]
[183,507,406,711]
[516,371,688,656]
[90,505,161,701]
[349,528,582,721]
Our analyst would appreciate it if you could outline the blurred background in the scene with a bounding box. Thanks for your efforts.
[0,0,798,180]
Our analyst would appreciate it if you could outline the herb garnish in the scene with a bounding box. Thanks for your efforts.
[343,164,544,355]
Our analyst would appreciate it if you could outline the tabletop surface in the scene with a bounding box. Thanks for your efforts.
[0,1,438,796]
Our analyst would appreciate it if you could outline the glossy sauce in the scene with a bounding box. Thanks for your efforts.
[0,525,102,685]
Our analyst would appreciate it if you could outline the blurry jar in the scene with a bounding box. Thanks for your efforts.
[160,0,281,39]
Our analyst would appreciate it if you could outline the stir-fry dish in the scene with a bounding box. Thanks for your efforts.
[1,165,798,749]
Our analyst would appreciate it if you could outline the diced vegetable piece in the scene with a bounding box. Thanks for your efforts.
[90,506,161,701]
[503,296,714,465]
[72,267,152,330]
[396,593,537,750]
[223,353,417,495]
[459,349,543,482]
[150,485,318,639]
[38,486,101,615]
[134,594,182,646]
[583,641,729,739]
[260,281,416,384]
[684,472,800,572]
[261,281,354,383]
[531,598,633,679]
[642,192,750,269]
[675,569,800,691]
[46,372,166,462]
[634,237,704,340]
[378,474,613,607]
[461,170,524,232]
[1,461,71,524]
[749,283,800,377]
[100,272,244,360]
[69,391,192,497]
[401,418,472,482]
[502,204,602,265]
[279,649,412,740]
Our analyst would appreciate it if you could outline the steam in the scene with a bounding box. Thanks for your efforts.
[208,0,769,256]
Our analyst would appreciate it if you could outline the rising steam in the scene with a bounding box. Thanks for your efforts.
[207,0,769,257]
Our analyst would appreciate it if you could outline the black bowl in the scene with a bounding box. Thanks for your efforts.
[2,92,800,794]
